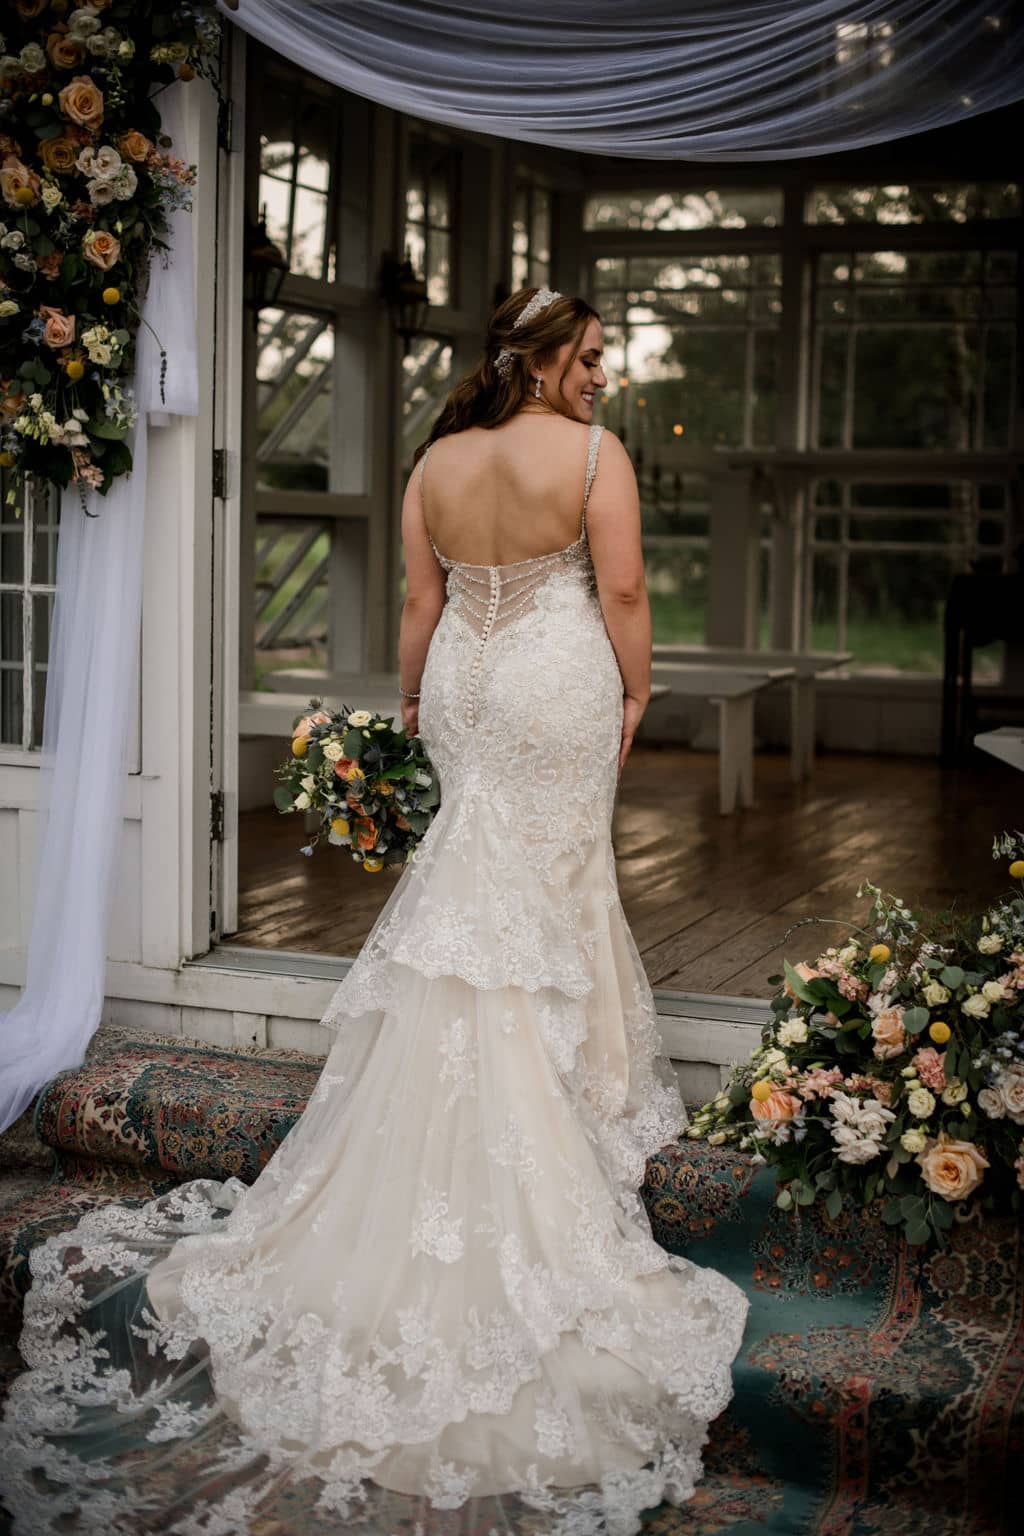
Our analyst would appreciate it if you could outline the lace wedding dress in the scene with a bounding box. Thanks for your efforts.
[0,421,749,1535]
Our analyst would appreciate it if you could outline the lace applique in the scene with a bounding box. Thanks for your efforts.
[439,1014,477,1107]
[410,1188,465,1263]
[489,1114,540,1193]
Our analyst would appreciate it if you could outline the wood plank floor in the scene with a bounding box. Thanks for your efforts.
[226,746,1023,999]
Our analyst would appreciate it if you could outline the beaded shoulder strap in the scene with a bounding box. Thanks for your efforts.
[581,422,603,539]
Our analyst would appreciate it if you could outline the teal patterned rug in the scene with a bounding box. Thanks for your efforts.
[0,1037,1018,1534]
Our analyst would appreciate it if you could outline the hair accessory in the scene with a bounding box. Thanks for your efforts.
[493,287,563,377]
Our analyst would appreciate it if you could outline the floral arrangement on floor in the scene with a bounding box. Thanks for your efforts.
[0,0,222,509]
[274,701,441,871]
[688,831,1024,1249]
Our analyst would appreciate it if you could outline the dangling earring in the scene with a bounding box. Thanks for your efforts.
[534,376,542,400]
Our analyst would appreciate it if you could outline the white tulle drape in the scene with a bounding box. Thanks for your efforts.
[0,84,198,1135]
[215,0,1024,159]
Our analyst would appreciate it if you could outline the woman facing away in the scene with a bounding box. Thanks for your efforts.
[0,287,750,1536]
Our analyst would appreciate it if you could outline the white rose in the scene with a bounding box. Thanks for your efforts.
[907,1087,936,1119]
[978,933,1004,954]
[977,1087,1005,1119]
[300,774,316,791]
[838,943,858,966]
[19,42,46,73]
[293,791,311,810]
[900,1128,927,1153]
[763,1048,788,1068]
[88,343,112,365]
[941,1079,968,1106]
[997,1068,1024,1125]
[118,40,136,60]
[777,1018,808,1047]
[322,741,345,762]
[0,299,18,317]
[41,184,62,212]
[982,979,1008,1004]
[347,710,373,727]
[962,993,991,1019]
[922,982,950,1007]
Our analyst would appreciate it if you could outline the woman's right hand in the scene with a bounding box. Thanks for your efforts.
[618,693,646,780]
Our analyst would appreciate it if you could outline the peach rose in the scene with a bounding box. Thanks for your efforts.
[871,1006,906,1060]
[40,306,75,349]
[916,1133,990,1202]
[16,0,48,18]
[47,32,87,71]
[750,1088,802,1123]
[783,962,823,1001]
[0,387,26,419]
[58,76,105,131]
[82,229,121,271]
[332,755,357,779]
[394,812,411,831]
[40,136,79,175]
[37,251,64,280]
[0,155,41,209]
[119,130,153,163]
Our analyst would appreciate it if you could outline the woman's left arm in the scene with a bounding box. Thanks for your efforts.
[397,461,447,735]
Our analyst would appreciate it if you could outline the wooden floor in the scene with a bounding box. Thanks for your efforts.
[226,747,1023,999]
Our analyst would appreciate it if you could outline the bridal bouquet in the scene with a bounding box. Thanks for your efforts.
[273,700,440,870]
[688,831,1024,1249]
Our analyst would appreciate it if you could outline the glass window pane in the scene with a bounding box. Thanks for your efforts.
[31,591,53,748]
[1,591,23,748]
[256,68,338,282]
[809,183,1021,224]
[255,309,335,493]
[584,188,782,231]
[644,545,708,645]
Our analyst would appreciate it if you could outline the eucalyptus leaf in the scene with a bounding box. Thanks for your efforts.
[904,1218,931,1246]
[903,1007,930,1034]
[825,1188,844,1220]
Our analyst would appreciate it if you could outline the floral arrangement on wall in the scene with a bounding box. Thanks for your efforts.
[689,832,1024,1250]
[0,1,222,510]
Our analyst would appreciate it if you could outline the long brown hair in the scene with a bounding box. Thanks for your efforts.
[413,287,600,463]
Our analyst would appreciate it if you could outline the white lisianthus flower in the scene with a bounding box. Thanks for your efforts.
[997,1067,1024,1124]
[19,42,46,73]
[907,1086,937,1118]
[900,1128,927,1154]
[922,981,951,1007]
[293,791,312,810]
[68,5,102,40]
[763,1047,788,1068]
[707,1130,727,1146]
[832,1126,884,1165]
[962,992,991,1019]
[414,769,433,787]
[347,710,373,727]
[981,979,1009,1004]
[777,1017,808,1047]
[978,933,1004,955]
[977,1086,1006,1119]
[76,144,122,181]
[88,342,112,365]
[112,165,138,200]
[118,39,136,59]
[838,943,858,966]
[87,178,117,207]
[300,774,316,792]
[941,1079,968,1106]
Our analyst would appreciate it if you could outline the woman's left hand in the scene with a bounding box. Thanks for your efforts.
[400,698,419,737]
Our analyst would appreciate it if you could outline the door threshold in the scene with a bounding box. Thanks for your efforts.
[190,945,772,1023]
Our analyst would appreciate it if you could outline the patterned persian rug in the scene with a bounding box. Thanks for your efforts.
[0,1032,1018,1535]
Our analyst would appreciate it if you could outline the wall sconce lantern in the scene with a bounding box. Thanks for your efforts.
[380,251,429,354]
[244,205,288,312]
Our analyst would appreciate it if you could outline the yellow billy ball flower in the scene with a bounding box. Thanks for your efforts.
[102,287,121,305]
[363,856,383,872]
[178,63,196,81]
[291,736,308,757]
[751,1079,774,1102]
[14,187,35,207]
[928,1020,951,1044]
[330,817,350,837]
[41,93,54,107]
[869,943,891,964]
[1010,860,1024,880]
[0,451,13,468]
[65,359,85,381]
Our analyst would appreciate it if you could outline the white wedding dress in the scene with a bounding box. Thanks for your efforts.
[0,421,749,1534]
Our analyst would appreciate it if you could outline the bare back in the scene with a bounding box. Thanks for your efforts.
[419,415,595,567]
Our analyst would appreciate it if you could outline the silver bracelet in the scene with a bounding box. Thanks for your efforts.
[399,686,421,699]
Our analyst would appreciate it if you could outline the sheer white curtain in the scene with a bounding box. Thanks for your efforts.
[0,84,198,1135]
[216,0,1023,158]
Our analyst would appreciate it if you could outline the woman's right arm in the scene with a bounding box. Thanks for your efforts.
[585,430,651,778]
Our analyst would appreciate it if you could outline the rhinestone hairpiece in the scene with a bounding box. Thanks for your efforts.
[493,287,563,377]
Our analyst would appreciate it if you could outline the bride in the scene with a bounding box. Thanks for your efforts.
[0,286,749,1535]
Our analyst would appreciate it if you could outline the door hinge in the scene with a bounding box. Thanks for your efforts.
[210,789,225,843]
[212,447,228,500]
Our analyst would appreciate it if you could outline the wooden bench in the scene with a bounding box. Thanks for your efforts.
[652,646,853,780]
[645,663,795,813]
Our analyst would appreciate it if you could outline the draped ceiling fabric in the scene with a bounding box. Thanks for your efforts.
[0,84,198,1136]
[216,0,1024,159]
